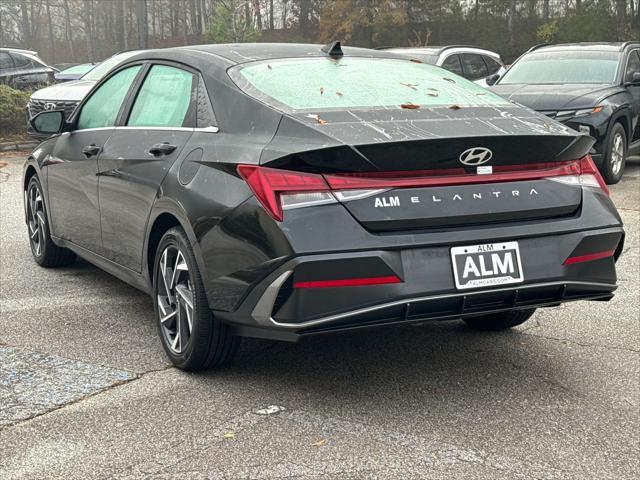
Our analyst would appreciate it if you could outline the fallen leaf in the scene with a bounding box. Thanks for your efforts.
[267,64,272,70]
[320,87,324,95]
[427,92,439,97]
[223,431,235,439]
[400,82,418,90]
[401,103,420,109]
[335,91,343,97]
[449,104,461,110]
[475,92,487,96]
[254,405,286,415]
[443,77,456,83]
[410,58,423,63]
[306,113,329,125]
[311,439,327,447]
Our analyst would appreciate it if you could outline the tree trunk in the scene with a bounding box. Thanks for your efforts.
[20,1,31,48]
[254,0,262,30]
[615,0,627,39]
[136,0,149,49]
[507,0,516,48]
[62,0,74,60]
[45,0,55,64]
[85,0,96,62]
[543,0,550,20]
[269,0,274,29]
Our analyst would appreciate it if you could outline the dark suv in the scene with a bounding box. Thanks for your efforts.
[490,42,640,184]
[0,48,55,89]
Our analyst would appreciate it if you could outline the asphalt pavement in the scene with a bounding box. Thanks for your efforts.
[0,153,638,479]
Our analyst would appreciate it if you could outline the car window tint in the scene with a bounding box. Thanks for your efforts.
[77,65,141,130]
[441,55,463,76]
[461,54,489,80]
[10,53,31,68]
[625,50,640,83]
[128,65,195,128]
[0,52,13,69]
[483,56,502,75]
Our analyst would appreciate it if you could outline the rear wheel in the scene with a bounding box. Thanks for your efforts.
[153,227,239,371]
[601,122,626,185]
[26,176,76,267]
[463,308,536,331]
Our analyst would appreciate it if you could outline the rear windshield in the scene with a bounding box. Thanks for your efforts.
[499,50,620,85]
[230,57,509,112]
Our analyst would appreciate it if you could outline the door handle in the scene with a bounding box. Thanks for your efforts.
[148,143,177,156]
[82,144,101,157]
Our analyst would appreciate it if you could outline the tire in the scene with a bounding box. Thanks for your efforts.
[153,226,239,371]
[26,175,76,268]
[463,308,536,331]
[601,122,627,185]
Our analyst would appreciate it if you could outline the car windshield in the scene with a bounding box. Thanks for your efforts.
[499,50,620,85]
[82,51,139,81]
[231,57,509,112]
[61,64,95,75]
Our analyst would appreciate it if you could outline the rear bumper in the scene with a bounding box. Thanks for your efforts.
[217,226,623,341]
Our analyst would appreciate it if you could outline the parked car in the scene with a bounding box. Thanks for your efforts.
[25,43,623,371]
[382,45,505,86]
[490,42,640,184]
[0,47,55,89]
[27,50,141,136]
[54,63,96,82]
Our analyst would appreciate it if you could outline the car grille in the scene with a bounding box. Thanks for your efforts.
[27,99,79,119]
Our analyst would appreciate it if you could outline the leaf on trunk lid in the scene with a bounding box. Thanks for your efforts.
[401,103,420,109]
[306,113,329,125]
[449,104,462,110]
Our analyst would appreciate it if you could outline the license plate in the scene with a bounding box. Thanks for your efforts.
[451,241,524,290]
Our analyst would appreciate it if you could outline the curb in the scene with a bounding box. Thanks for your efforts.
[0,141,38,152]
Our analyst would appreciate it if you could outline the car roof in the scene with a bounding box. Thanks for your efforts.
[0,47,39,56]
[150,43,408,66]
[382,45,500,57]
[531,42,640,53]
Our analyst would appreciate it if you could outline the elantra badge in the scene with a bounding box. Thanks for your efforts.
[459,147,492,166]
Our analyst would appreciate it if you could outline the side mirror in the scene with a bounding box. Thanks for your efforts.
[632,72,640,84]
[30,110,64,135]
[485,73,500,86]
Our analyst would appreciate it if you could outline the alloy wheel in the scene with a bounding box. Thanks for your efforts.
[610,132,624,176]
[27,182,46,257]
[157,245,195,354]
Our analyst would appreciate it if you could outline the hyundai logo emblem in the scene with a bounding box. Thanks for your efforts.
[44,102,57,111]
[459,147,493,166]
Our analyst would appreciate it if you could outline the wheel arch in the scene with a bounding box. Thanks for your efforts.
[609,108,632,146]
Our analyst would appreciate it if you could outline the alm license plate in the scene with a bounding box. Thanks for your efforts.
[451,241,524,290]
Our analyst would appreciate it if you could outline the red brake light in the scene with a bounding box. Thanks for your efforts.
[294,275,402,289]
[237,165,329,221]
[564,249,615,265]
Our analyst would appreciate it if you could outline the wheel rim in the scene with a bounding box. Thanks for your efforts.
[157,245,194,354]
[610,132,624,176]
[27,182,45,257]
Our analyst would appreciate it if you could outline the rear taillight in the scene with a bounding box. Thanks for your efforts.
[238,155,608,222]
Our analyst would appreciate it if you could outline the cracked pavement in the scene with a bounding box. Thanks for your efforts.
[0,153,638,479]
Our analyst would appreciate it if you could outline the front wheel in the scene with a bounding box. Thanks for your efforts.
[601,122,627,185]
[463,309,536,331]
[153,227,239,371]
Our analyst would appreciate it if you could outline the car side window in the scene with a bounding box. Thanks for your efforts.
[441,55,463,76]
[461,53,489,80]
[127,65,196,128]
[77,65,142,130]
[624,50,640,83]
[483,56,502,75]
[0,52,13,70]
[10,53,31,68]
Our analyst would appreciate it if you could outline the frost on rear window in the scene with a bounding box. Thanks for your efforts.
[231,57,509,112]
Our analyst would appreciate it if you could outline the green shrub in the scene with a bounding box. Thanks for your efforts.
[0,84,31,136]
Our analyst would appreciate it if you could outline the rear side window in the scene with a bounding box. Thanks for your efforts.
[624,50,640,83]
[483,56,502,75]
[231,57,509,112]
[0,52,13,70]
[77,65,141,130]
[128,65,195,128]
[441,55,463,76]
[461,54,489,80]
[10,53,31,68]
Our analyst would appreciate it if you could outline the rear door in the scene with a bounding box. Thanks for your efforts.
[440,54,464,77]
[98,63,197,271]
[623,49,640,144]
[47,64,142,253]
[461,53,489,81]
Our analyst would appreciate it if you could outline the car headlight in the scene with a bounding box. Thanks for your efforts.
[565,106,603,117]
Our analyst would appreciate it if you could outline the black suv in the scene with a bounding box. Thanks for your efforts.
[0,47,55,89]
[490,42,640,184]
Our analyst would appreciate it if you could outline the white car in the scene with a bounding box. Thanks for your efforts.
[383,45,505,87]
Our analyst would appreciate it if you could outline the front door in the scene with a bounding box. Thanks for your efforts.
[98,64,197,271]
[624,49,640,144]
[46,65,142,253]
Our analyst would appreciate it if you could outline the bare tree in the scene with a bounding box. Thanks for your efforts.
[136,0,148,48]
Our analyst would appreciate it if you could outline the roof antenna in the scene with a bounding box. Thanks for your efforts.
[321,41,343,58]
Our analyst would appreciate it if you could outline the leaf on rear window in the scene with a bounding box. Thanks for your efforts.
[311,439,327,447]
[401,103,420,109]
[427,92,439,97]
[267,64,272,70]
[320,87,324,95]
[443,77,456,83]
[476,92,487,96]
[410,58,423,63]
[335,91,343,97]
[400,82,418,90]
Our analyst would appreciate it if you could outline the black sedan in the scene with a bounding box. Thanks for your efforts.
[490,42,640,184]
[24,43,624,370]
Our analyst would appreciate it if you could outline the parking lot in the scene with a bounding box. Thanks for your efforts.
[0,153,638,479]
